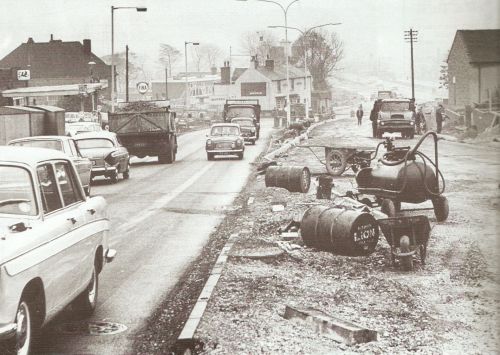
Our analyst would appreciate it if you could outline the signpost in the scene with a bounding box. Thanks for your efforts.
[136,81,149,95]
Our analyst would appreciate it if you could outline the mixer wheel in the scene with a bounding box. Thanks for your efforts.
[381,199,396,217]
[433,196,449,222]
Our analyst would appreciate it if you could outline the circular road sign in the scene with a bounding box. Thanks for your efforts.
[136,82,149,94]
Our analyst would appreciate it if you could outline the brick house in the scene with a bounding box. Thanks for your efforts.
[447,29,500,108]
[0,36,111,105]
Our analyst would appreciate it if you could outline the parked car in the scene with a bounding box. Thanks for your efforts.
[231,117,258,145]
[206,123,244,160]
[74,131,130,183]
[0,146,115,354]
[8,136,92,196]
[66,121,102,136]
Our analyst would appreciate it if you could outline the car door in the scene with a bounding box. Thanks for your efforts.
[67,139,92,188]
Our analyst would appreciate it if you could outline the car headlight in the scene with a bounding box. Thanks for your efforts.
[231,142,236,148]
[206,139,212,146]
[410,121,415,125]
[110,151,121,157]
[379,121,384,126]
[250,128,256,133]
[236,139,243,146]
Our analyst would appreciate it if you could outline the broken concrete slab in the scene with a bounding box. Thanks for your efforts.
[283,305,377,345]
[281,231,300,241]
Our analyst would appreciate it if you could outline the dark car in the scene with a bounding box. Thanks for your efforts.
[205,123,244,160]
[74,131,130,183]
[231,117,258,144]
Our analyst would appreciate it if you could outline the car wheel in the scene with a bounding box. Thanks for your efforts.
[237,152,244,160]
[377,130,383,139]
[325,149,347,176]
[73,264,98,318]
[409,130,415,139]
[123,163,130,179]
[252,139,256,145]
[110,170,118,184]
[207,152,214,161]
[5,300,34,355]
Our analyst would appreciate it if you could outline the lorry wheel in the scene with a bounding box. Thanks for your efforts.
[325,149,347,176]
[158,155,167,164]
[377,130,383,139]
[409,130,415,139]
[165,145,174,164]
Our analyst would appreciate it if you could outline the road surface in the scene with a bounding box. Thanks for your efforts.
[37,120,274,355]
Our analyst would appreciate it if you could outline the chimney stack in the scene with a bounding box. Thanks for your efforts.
[50,34,54,41]
[265,59,274,71]
[83,39,91,54]
[220,61,230,84]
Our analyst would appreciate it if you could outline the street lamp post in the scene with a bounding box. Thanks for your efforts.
[110,5,147,113]
[268,23,341,118]
[184,41,199,110]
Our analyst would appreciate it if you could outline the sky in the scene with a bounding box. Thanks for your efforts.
[0,0,498,82]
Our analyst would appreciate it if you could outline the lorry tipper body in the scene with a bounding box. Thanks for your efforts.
[108,107,178,164]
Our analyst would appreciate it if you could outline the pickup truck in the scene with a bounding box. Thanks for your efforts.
[109,107,178,164]
[376,99,416,139]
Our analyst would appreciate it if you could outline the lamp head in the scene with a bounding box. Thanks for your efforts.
[136,7,147,12]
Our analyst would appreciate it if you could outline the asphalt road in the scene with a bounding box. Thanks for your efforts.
[37,120,274,355]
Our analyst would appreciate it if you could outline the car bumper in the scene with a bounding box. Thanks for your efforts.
[379,124,414,132]
[0,323,17,341]
[206,149,244,154]
[241,135,257,141]
[91,166,117,177]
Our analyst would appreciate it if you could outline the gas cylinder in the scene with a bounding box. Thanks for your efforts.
[356,160,438,203]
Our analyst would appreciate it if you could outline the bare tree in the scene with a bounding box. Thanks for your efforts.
[241,30,283,65]
[291,29,344,90]
[200,44,222,69]
[191,46,203,72]
[439,62,449,89]
[159,44,181,75]
[101,51,140,93]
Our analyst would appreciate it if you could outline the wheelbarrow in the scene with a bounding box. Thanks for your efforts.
[355,132,449,222]
[378,215,431,270]
[298,138,377,176]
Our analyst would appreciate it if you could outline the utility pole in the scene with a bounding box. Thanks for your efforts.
[125,45,129,102]
[165,67,168,100]
[404,28,418,100]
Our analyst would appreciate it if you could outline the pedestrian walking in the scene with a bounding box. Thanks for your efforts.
[356,104,364,126]
[435,104,444,133]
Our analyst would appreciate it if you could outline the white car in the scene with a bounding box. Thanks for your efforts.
[0,146,115,354]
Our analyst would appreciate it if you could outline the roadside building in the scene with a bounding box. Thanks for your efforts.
[213,59,312,113]
[0,35,110,109]
[447,29,500,108]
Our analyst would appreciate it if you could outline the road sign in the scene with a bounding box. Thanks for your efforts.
[136,82,149,94]
[17,69,30,81]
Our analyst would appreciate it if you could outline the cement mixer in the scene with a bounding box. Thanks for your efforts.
[355,132,448,221]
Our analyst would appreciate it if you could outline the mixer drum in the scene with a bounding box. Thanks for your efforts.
[356,161,438,203]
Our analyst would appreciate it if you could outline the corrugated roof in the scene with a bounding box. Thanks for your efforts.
[450,30,500,64]
[0,39,110,79]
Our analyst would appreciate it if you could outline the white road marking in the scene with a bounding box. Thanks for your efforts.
[113,162,215,239]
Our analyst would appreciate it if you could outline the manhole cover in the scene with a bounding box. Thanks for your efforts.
[56,321,127,335]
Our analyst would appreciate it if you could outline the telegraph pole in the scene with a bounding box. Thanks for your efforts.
[404,28,418,100]
[165,67,168,100]
[125,45,129,102]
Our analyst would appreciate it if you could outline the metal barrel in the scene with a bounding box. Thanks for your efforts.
[265,166,311,193]
[300,205,379,256]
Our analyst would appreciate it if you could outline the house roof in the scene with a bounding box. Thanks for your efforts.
[256,65,309,81]
[0,38,110,79]
[448,30,500,64]
[232,68,247,82]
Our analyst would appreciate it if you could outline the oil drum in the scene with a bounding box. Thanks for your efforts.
[265,166,311,193]
[301,205,379,256]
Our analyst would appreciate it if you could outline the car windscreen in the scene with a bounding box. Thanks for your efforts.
[9,140,63,152]
[231,119,253,127]
[211,126,240,136]
[68,123,100,132]
[76,138,114,149]
[227,107,255,119]
[380,102,410,111]
[0,166,37,216]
